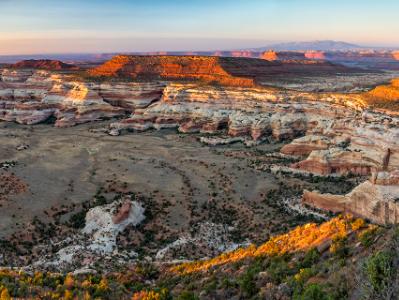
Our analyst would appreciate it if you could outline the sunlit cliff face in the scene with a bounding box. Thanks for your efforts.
[260,50,278,61]
[365,78,399,104]
[393,51,399,60]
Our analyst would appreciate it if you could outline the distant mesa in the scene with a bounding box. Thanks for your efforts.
[87,55,257,87]
[87,54,353,87]
[230,50,253,58]
[253,40,362,51]
[260,50,278,61]
[212,51,223,56]
[304,51,326,60]
[11,59,79,71]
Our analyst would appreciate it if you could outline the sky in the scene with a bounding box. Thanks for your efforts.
[0,0,399,55]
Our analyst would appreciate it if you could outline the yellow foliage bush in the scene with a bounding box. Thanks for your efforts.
[63,289,73,300]
[131,290,163,300]
[98,278,110,291]
[0,288,11,300]
[170,215,365,274]
[64,274,75,289]
[351,218,365,231]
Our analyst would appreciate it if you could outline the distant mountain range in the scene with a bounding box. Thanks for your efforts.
[251,40,364,51]
[1,40,398,64]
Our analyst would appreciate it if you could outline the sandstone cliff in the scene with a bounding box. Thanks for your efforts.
[303,171,399,225]
[0,69,164,126]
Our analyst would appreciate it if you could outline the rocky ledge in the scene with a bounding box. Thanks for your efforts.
[303,170,399,225]
[0,69,165,126]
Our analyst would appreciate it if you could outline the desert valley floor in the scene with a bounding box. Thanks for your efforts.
[1,121,358,263]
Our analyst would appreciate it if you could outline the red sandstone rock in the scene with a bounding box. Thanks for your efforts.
[88,55,255,87]
[280,135,331,156]
[291,149,377,176]
[112,201,132,224]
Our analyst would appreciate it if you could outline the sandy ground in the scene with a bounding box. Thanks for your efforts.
[0,120,363,267]
[0,121,281,239]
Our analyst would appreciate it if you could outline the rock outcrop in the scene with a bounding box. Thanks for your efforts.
[260,50,278,61]
[303,171,399,225]
[280,135,332,156]
[34,197,145,271]
[109,83,364,140]
[364,79,399,108]
[0,69,165,127]
[286,116,399,175]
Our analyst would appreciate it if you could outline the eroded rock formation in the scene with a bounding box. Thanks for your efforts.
[0,69,165,126]
[260,50,279,61]
[303,171,399,225]
[109,82,366,140]
[34,197,145,271]
[285,116,399,175]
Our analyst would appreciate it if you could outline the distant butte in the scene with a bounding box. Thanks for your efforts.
[260,50,279,61]
[11,59,79,71]
[304,51,326,60]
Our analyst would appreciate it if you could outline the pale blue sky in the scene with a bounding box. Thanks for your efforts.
[0,0,398,54]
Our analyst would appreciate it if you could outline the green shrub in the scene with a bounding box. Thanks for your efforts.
[358,227,378,247]
[364,251,395,293]
[299,248,320,269]
[136,262,159,280]
[330,236,349,258]
[177,291,199,300]
[69,210,87,229]
[268,257,292,284]
[296,283,330,300]
[238,268,258,297]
